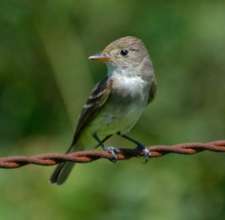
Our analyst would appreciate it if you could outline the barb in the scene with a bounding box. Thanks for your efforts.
[0,140,224,169]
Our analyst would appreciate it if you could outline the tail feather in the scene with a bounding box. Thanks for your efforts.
[50,141,84,185]
[50,144,77,185]
[50,161,75,185]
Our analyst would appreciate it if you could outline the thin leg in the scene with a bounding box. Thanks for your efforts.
[118,133,144,146]
[93,133,119,161]
[93,134,112,148]
[117,133,150,162]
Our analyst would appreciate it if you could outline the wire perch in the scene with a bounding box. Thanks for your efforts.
[0,140,224,169]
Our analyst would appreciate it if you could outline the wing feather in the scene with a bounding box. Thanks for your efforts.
[70,76,112,147]
[147,80,157,104]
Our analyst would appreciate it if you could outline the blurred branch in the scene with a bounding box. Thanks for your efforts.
[0,140,224,169]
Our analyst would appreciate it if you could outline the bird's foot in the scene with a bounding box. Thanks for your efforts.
[103,146,120,162]
[136,144,151,163]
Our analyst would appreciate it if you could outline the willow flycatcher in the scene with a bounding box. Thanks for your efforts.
[50,36,157,185]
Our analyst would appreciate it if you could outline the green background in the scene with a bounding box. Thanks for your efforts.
[0,1,225,219]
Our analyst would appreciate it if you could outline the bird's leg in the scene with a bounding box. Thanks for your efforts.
[117,133,150,162]
[94,134,112,148]
[93,133,119,162]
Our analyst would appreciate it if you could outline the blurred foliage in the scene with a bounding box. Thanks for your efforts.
[0,1,225,220]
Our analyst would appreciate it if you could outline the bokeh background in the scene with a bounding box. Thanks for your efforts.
[0,1,225,220]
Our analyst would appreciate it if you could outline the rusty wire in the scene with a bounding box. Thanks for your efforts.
[0,140,224,169]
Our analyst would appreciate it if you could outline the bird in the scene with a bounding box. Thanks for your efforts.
[50,36,157,185]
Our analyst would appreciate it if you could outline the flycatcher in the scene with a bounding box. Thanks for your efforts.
[50,36,157,185]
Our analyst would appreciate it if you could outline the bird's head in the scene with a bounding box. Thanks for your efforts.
[89,36,150,71]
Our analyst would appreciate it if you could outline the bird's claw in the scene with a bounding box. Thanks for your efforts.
[143,147,151,163]
[136,144,151,163]
[104,146,120,162]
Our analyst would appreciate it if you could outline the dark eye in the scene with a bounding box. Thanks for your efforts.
[120,49,129,56]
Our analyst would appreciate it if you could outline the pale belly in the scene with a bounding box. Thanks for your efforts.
[94,101,145,137]
[77,95,147,148]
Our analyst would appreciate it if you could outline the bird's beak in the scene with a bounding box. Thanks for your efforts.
[88,53,111,62]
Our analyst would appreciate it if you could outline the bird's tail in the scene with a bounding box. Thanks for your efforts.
[50,161,75,185]
[50,144,78,185]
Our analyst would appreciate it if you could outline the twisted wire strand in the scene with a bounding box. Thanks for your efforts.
[0,140,224,169]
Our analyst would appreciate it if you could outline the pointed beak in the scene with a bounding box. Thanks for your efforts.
[88,53,111,62]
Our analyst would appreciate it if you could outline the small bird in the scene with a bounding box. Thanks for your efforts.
[50,36,157,185]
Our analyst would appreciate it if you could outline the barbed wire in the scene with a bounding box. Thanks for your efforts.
[0,140,224,169]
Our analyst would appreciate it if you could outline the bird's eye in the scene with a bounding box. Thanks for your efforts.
[120,49,129,56]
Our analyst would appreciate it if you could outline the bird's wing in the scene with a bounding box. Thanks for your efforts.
[147,79,157,104]
[70,76,113,148]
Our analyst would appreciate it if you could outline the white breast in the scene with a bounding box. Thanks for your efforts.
[112,74,147,99]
